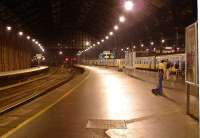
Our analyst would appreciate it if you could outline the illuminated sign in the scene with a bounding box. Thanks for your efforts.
[103,51,111,55]
[165,47,173,50]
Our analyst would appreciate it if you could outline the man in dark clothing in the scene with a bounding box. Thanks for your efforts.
[158,69,164,95]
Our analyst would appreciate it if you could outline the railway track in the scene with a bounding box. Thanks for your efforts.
[0,67,79,114]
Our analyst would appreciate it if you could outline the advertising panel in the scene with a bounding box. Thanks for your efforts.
[185,22,198,84]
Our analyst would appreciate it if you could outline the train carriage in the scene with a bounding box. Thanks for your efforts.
[84,53,185,73]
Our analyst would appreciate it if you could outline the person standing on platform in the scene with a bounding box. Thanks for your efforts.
[158,60,164,95]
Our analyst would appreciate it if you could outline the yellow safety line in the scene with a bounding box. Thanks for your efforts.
[2,71,90,138]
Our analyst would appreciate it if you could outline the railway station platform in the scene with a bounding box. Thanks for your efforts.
[0,66,49,87]
[0,66,49,78]
[0,66,198,138]
[124,68,198,119]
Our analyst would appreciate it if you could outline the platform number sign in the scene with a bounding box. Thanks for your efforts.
[185,22,198,84]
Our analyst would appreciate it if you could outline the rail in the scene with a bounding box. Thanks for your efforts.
[0,67,81,115]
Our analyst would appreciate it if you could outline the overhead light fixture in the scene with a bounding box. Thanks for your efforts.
[39,45,45,52]
[161,39,165,43]
[101,39,104,42]
[86,41,90,46]
[124,0,134,11]
[119,16,125,23]
[18,31,23,36]
[105,36,109,39]
[41,48,45,52]
[6,26,12,31]
[109,32,113,36]
[26,36,30,40]
[32,39,35,42]
[150,42,154,45]
[97,42,100,45]
[141,44,144,47]
[59,51,63,55]
[114,25,119,30]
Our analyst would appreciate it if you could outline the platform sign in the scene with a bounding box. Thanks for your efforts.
[185,22,198,84]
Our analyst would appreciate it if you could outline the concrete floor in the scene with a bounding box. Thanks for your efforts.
[3,66,199,138]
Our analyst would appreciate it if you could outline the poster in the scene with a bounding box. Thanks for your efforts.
[185,22,198,84]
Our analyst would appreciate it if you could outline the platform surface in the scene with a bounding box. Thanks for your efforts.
[0,66,48,78]
[1,66,198,138]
